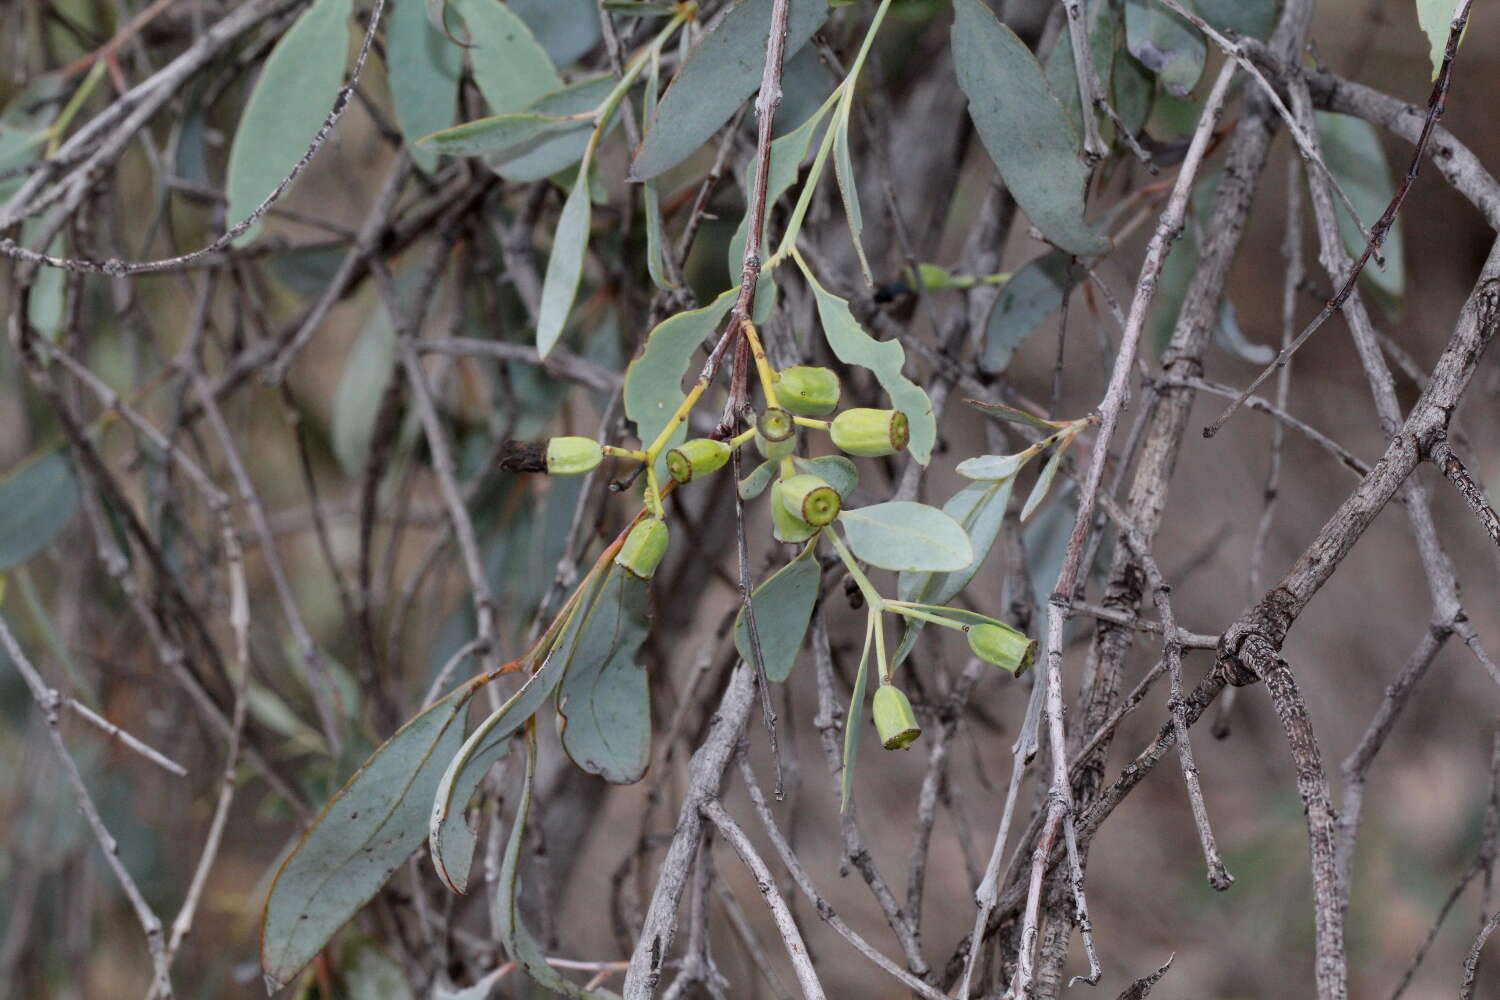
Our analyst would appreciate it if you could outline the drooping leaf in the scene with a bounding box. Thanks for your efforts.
[509,0,600,66]
[0,450,80,571]
[966,399,1058,431]
[536,167,594,357]
[225,0,352,245]
[1124,0,1205,98]
[982,251,1073,374]
[260,678,488,990]
[839,502,973,573]
[630,0,829,180]
[893,477,1014,665]
[493,735,622,999]
[1415,0,1465,80]
[1020,437,1071,521]
[1315,111,1405,313]
[840,612,875,810]
[951,0,1109,256]
[734,541,820,683]
[332,303,398,477]
[419,108,589,158]
[387,0,461,173]
[831,105,872,282]
[1024,484,1076,609]
[791,454,858,501]
[556,566,653,783]
[799,263,936,464]
[23,214,65,341]
[430,558,650,888]
[643,53,675,290]
[452,0,559,114]
[727,101,831,274]
[623,289,735,449]
[1112,35,1155,137]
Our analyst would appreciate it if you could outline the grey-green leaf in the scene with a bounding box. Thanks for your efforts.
[1043,0,1116,148]
[453,0,559,114]
[839,502,973,573]
[951,0,1109,256]
[260,679,485,990]
[840,614,874,811]
[893,478,1013,666]
[487,74,617,182]
[791,454,858,501]
[387,0,461,173]
[344,941,417,1000]
[509,0,600,66]
[557,566,653,783]
[643,54,675,290]
[738,459,777,500]
[982,251,1073,374]
[225,0,351,245]
[332,303,398,477]
[536,169,593,357]
[1196,0,1277,41]
[831,106,872,283]
[624,289,735,448]
[734,541,820,683]
[630,0,829,180]
[1315,111,1405,311]
[1021,437,1071,521]
[1124,0,1205,98]
[727,101,830,276]
[494,735,622,999]
[0,450,80,571]
[800,263,936,464]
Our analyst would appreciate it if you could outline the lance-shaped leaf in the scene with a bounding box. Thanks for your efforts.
[494,735,622,998]
[799,261,936,464]
[734,540,820,683]
[951,0,1108,256]
[387,0,461,173]
[536,165,593,357]
[556,567,653,783]
[955,450,1036,482]
[225,0,351,245]
[509,0,600,66]
[643,53,675,290]
[1020,434,1075,521]
[452,0,558,113]
[727,100,831,276]
[428,566,618,892]
[981,251,1074,375]
[491,75,618,182]
[831,104,872,282]
[260,678,489,990]
[630,0,829,180]
[0,450,80,571]
[894,477,1014,666]
[1124,0,1205,98]
[1316,111,1405,312]
[623,289,735,448]
[332,302,397,477]
[967,399,1059,431]
[839,502,973,573]
[840,612,876,810]
[738,458,777,500]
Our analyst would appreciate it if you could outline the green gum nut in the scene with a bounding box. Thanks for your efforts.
[873,684,921,750]
[778,474,841,527]
[769,479,818,543]
[758,406,795,443]
[830,408,909,458]
[967,622,1037,676]
[546,436,604,475]
[615,518,669,579]
[775,366,841,417]
[666,438,731,483]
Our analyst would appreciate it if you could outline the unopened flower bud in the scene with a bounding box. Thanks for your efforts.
[873,685,921,750]
[615,518,669,579]
[778,474,841,527]
[775,366,841,417]
[830,408,909,458]
[967,622,1037,676]
[666,438,731,483]
[545,436,604,475]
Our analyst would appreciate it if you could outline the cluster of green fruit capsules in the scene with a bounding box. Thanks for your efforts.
[528,346,1035,762]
